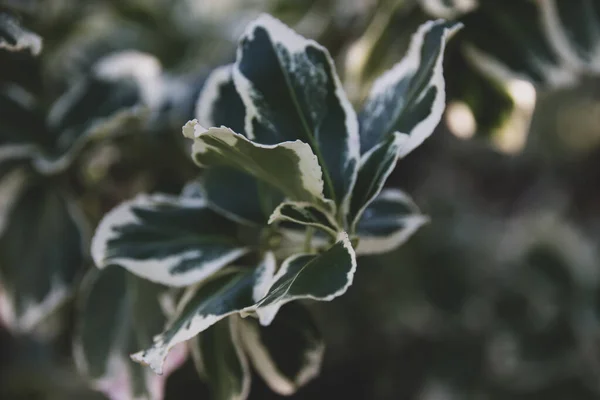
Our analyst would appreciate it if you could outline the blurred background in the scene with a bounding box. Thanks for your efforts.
[1,0,600,399]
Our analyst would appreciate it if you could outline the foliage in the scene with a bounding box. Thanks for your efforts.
[2,1,600,400]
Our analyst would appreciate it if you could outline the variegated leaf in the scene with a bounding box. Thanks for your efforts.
[36,51,164,174]
[268,201,339,238]
[0,177,85,333]
[348,132,409,232]
[250,232,356,326]
[238,303,324,396]
[355,188,429,255]
[359,19,462,156]
[0,12,42,55]
[234,14,360,209]
[196,64,246,135]
[74,267,187,400]
[539,0,600,74]
[131,254,276,374]
[195,65,283,225]
[91,193,249,287]
[183,121,325,205]
[191,318,250,400]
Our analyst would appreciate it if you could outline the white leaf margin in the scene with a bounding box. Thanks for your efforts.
[191,317,251,400]
[232,13,360,213]
[195,64,234,128]
[268,201,340,238]
[250,231,357,326]
[350,131,410,233]
[131,254,276,375]
[363,19,463,158]
[91,193,249,287]
[182,121,325,204]
[355,188,429,255]
[238,316,324,396]
[0,185,89,334]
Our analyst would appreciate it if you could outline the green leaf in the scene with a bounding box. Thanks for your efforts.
[195,65,283,225]
[359,19,462,156]
[183,121,326,205]
[234,13,360,209]
[268,201,339,238]
[191,318,250,400]
[0,12,42,55]
[355,188,429,255]
[131,254,276,374]
[74,267,187,400]
[35,51,164,174]
[0,176,85,333]
[91,193,249,287]
[539,0,600,74]
[238,303,324,396]
[202,167,278,226]
[348,132,409,232]
[251,232,356,326]
[196,64,246,135]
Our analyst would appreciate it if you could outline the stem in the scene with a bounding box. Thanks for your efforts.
[304,227,314,253]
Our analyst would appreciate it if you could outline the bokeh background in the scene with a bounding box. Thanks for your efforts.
[2,0,600,399]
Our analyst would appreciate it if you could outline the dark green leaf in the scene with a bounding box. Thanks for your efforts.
[183,122,327,206]
[74,267,187,400]
[91,193,249,287]
[131,254,276,374]
[268,201,339,238]
[348,132,408,232]
[234,14,359,208]
[251,232,356,325]
[196,64,246,135]
[195,64,283,225]
[355,188,428,255]
[203,167,275,226]
[0,177,85,332]
[36,51,164,174]
[191,318,250,400]
[359,19,462,156]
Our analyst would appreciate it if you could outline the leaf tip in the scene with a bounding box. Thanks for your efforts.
[182,119,207,139]
[131,349,165,375]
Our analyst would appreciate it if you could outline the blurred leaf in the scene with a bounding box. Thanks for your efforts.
[0,176,85,333]
[239,303,324,396]
[75,266,187,400]
[355,188,428,255]
[191,318,250,400]
[91,193,249,287]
